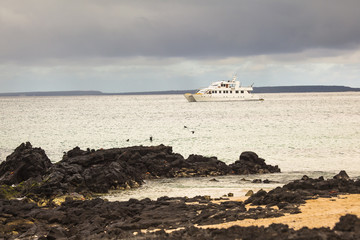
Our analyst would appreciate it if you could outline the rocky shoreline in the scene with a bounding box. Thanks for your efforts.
[0,142,279,201]
[2,193,360,239]
[1,143,360,239]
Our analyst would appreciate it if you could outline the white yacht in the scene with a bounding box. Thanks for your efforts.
[184,75,263,102]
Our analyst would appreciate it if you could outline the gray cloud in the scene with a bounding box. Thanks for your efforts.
[1,0,360,62]
[1,0,360,92]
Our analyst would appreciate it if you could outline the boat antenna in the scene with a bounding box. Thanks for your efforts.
[232,73,237,81]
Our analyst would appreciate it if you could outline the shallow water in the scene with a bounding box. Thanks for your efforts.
[103,171,336,202]
[1,92,359,200]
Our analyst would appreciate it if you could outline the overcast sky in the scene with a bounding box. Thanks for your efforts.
[1,0,360,92]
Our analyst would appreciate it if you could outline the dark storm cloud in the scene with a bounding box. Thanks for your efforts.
[1,0,360,62]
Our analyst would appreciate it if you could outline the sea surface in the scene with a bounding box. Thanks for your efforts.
[1,92,359,201]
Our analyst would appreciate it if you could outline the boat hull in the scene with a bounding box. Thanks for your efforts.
[184,93,263,102]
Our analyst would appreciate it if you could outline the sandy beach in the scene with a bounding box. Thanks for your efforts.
[201,194,360,230]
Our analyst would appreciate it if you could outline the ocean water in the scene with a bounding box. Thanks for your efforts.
[1,92,359,200]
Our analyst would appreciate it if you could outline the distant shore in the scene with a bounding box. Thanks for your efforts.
[1,85,359,97]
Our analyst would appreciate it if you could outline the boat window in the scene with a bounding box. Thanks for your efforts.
[241,90,244,93]
[230,91,232,93]
[235,91,239,94]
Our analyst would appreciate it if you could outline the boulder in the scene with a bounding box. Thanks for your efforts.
[229,151,280,174]
[0,142,52,185]
[181,154,232,176]
[333,170,350,180]
[252,179,262,183]
[333,214,360,232]
[245,190,254,197]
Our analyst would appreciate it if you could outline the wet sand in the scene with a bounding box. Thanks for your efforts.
[201,194,360,230]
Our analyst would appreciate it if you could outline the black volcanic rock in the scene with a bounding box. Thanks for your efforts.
[0,195,285,239]
[152,214,360,239]
[0,143,281,199]
[0,142,52,185]
[177,154,232,177]
[229,151,280,174]
[245,171,360,207]
[334,170,350,180]
[334,214,360,233]
[1,170,360,239]
[1,195,359,239]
